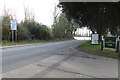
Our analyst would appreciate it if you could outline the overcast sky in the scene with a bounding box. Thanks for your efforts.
[0,0,60,27]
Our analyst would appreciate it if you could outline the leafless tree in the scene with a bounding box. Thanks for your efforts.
[23,5,35,22]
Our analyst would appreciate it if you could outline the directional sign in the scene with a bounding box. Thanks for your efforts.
[11,20,17,30]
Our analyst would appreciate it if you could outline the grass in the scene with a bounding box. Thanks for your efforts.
[78,42,118,58]
[2,38,74,46]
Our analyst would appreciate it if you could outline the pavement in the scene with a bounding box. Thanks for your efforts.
[1,40,118,78]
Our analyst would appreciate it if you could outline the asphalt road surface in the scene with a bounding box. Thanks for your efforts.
[2,40,118,78]
[2,40,87,73]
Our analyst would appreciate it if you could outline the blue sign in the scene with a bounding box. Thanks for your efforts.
[11,20,17,30]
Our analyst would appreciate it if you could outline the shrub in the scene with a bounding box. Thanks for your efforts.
[2,14,11,41]
[17,23,31,41]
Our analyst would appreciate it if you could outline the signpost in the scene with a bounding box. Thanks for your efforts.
[91,34,99,45]
[10,20,17,42]
[101,36,119,52]
[104,37,116,49]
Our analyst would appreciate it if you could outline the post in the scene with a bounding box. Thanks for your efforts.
[116,41,119,52]
[89,31,91,40]
[15,30,17,42]
[12,30,14,42]
[101,36,104,51]
[118,36,120,53]
[101,40,103,51]
[11,19,17,42]
[116,36,120,53]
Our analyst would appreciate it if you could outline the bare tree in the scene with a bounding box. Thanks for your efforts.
[0,18,1,41]
[52,3,61,25]
[23,5,35,22]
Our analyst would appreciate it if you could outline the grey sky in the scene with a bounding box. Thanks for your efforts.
[0,0,60,27]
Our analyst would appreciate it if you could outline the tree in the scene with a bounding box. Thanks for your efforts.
[21,20,51,40]
[0,15,2,43]
[59,2,120,41]
[24,6,35,21]
[22,6,52,40]
[52,13,74,38]
[2,6,52,41]
[2,9,12,40]
[17,23,30,41]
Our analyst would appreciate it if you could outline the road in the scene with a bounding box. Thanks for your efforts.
[2,40,118,78]
[2,40,86,73]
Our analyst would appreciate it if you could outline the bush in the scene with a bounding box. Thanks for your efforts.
[17,24,31,41]
[21,20,52,40]
[2,15,11,41]
[2,11,52,41]
[52,13,74,39]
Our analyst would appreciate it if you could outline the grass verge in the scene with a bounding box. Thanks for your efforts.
[77,42,118,58]
[2,38,74,46]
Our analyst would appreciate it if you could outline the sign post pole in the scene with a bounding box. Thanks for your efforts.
[119,39,120,53]
[15,30,17,42]
[12,30,14,42]
[116,38,119,52]
[10,19,17,42]
[101,40,103,51]
[118,36,120,53]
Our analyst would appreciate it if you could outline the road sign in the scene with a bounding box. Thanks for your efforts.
[91,34,99,45]
[101,36,119,52]
[10,20,17,42]
[104,37,117,49]
[11,20,17,30]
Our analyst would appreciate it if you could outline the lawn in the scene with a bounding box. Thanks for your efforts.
[78,42,118,58]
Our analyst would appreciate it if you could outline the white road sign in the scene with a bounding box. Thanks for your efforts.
[91,34,99,45]
[11,20,17,30]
